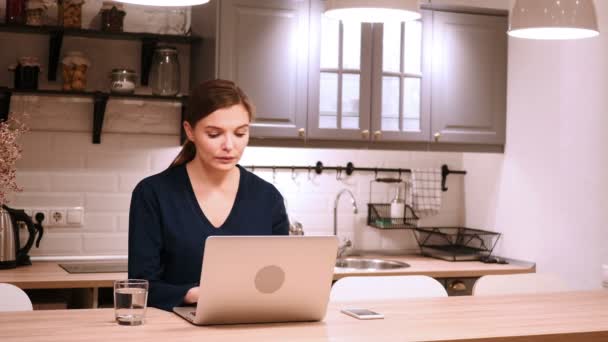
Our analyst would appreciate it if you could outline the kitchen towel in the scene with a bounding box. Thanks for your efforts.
[410,168,442,217]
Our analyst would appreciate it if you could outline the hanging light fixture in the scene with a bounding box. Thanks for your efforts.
[324,0,421,23]
[114,0,209,6]
[508,0,599,40]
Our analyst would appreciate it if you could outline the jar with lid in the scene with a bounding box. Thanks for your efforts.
[5,0,26,24]
[61,51,91,91]
[109,69,137,94]
[100,1,126,32]
[8,57,41,90]
[58,0,84,28]
[25,0,46,26]
[149,46,180,96]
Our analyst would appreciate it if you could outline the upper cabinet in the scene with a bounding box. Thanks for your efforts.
[192,0,309,140]
[430,12,507,145]
[308,3,432,143]
[420,0,511,11]
[192,0,508,149]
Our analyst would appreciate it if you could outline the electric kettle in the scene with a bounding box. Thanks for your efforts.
[0,205,43,269]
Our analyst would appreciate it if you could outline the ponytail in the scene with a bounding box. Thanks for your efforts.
[169,140,196,168]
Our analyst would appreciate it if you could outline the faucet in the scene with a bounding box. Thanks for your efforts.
[334,189,358,258]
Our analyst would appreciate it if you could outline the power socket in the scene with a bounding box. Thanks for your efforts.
[49,209,67,226]
[32,209,48,226]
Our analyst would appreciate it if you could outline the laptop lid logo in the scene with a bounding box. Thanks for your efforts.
[254,265,285,294]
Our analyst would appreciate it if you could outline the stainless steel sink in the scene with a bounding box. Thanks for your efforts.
[335,258,410,270]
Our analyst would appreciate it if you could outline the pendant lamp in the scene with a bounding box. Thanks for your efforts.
[324,0,421,23]
[114,0,209,6]
[508,0,599,40]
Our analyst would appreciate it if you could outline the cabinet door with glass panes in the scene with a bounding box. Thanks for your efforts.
[307,0,372,141]
[308,3,430,142]
[370,10,432,142]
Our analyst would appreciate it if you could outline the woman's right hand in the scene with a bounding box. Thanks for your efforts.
[184,286,200,304]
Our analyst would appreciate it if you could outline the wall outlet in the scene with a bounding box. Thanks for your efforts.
[49,209,67,226]
[32,209,48,226]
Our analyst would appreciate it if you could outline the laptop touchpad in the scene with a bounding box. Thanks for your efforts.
[254,265,285,294]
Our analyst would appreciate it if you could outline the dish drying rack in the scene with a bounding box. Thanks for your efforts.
[412,227,501,261]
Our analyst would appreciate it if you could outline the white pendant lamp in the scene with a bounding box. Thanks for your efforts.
[508,0,599,40]
[114,0,209,6]
[324,0,421,23]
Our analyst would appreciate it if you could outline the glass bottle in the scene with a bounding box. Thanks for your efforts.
[390,185,405,224]
[149,46,180,96]
[6,0,26,24]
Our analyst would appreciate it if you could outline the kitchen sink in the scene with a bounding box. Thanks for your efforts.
[335,258,410,270]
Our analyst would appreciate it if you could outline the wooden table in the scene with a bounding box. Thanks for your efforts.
[0,290,606,341]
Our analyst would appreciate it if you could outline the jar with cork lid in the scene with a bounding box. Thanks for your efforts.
[61,51,91,91]
[100,1,126,32]
[58,0,84,28]
[25,0,46,26]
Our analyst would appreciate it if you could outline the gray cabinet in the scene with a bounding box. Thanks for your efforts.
[369,10,433,143]
[192,0,309,140]
[307,0,373,141]
[430,11,507,145]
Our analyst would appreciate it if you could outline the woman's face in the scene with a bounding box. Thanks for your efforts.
[184,104,250,172]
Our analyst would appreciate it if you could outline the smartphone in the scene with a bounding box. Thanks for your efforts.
[340,308,384,320]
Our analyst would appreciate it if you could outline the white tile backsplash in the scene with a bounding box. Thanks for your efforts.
[10,96,465,257]
[50,173,119,193]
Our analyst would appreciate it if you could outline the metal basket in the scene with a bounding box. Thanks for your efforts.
[367,203,419,229]
[413,226,501,261]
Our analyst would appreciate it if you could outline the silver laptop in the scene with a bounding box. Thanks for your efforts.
[173,235,338,325]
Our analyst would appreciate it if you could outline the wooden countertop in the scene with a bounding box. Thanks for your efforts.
[0,290,606,341]
[0,262,125,289]
[333,254,535,280]
[0,255,535,289]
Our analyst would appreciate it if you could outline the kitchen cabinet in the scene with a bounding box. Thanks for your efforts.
[191,0,309,140]
[420,0,511,11]
[430,11,507,145]
[307,2,432,143]
[307,3,507,147]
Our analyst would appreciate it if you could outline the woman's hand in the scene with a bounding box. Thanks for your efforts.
[184,286,200,304]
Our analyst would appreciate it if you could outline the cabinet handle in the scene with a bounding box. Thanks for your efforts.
[449,280,467,292]
[298,128,305,138]
[433,132,441,142]
[361,130,370,139]
[373,130,382,140]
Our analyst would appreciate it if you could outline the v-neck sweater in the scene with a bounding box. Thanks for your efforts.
[128,164,289,311]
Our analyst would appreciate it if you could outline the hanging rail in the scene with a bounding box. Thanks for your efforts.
[243,161,466,192]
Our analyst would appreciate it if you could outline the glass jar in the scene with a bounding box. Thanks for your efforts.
[149,46,180,96]
[100,1,126,32]
[9,57,41,90]
[25,0,46,26]
[58,0,84,28]
[61,51,90,91]
[5,0,26,24]
[110,69,137,94]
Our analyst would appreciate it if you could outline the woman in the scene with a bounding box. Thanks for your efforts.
[128,79,289,311]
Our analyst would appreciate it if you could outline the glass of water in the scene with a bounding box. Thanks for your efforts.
[114,279,149,326]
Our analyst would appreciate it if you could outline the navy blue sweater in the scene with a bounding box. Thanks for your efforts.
[128,164,289,311]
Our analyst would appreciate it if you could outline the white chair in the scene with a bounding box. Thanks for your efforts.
[0,283,33,312]
[330,275,448,303]
[472,273,570,296]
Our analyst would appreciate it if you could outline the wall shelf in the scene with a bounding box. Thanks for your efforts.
[0,87,188,144]
[0,23,201,85]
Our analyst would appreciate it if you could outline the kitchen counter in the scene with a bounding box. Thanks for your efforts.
[1,290,606,341]
[333,254,535,280]
[0,255,535,289]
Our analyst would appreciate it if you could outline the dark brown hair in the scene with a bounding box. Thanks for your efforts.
[169,79,254,168]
